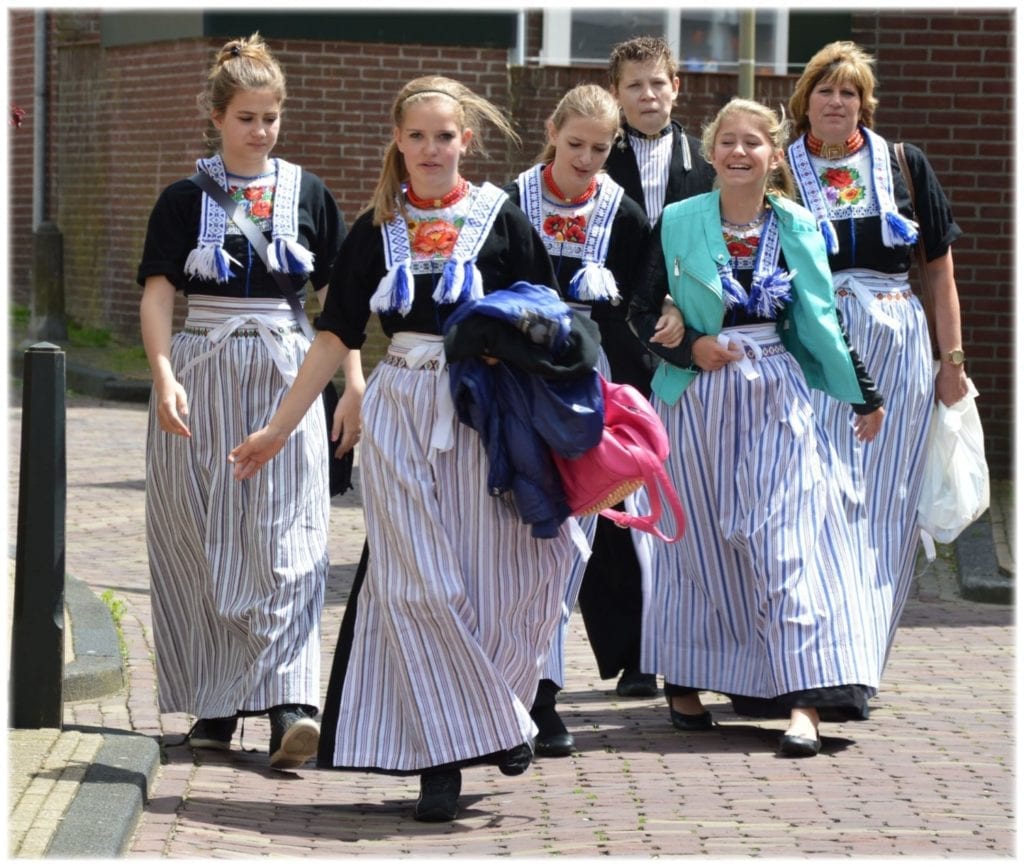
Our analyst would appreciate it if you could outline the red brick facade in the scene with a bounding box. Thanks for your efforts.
[7,10,1013,473]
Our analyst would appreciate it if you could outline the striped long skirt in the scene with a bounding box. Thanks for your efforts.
[813,272,934,662]
[322,337,575,773]
[145,300,329,719]
[641,328,885,700]
[539,347,608,687]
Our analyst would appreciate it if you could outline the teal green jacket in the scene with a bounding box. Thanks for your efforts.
[651,190,864,407]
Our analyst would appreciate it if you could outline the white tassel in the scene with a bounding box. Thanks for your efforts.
[569,262,621,304]
[369,261,414,316]
[184,244,240,283]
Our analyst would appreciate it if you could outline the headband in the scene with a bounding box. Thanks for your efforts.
[402,88,459,104]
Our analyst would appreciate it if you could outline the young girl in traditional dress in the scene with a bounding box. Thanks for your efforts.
[138,33,355,769]
[505,83,681,757]
[630,98,886,756]
[599,35,717,699]
[230,76,577,821]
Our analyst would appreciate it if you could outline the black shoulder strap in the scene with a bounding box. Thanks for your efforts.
[188,171,315,340]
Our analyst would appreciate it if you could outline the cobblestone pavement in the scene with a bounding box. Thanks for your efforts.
[8,395,1015,859]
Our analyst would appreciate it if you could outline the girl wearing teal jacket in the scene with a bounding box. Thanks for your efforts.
[629,98,885,757]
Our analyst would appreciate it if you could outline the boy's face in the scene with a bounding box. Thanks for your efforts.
[610,59,680,136]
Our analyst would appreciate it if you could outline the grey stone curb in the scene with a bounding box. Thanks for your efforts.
[45,730,161,858]
[64,575,125,701]
[954,512,1014,605]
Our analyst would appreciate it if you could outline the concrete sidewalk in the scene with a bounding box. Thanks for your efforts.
[6,386,1016,858]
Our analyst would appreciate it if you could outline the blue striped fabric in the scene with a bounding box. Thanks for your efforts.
[327,348,575,771]
[146,323,329,718]
[641,336,885,698]
[630,133,673,226]
[539,348,610,686]
[813,283,934,665]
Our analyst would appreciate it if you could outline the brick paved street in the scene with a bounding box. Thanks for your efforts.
[8,394,1015,858]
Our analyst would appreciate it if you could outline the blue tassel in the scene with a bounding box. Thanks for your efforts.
[369,261,414,316]
[747,268,794,319]
[820,219,840,255]
[456,260,476,304]
[568,263,621,304]
[886,210,919,246]
[214,248,237,282]
[718,267,748,311]
[436,258,461,305]
[393,263,413,315]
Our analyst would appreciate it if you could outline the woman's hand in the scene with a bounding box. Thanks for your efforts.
[332,383,364,455]
[154,379,191,437]
[228,424,290,480]
[935,362,969,407]
[692,335,743,371]
[853,406,885,443]
[650,301,684,348]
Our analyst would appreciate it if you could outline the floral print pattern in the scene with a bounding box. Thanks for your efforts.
[409,218,463,259]
[819,165,865,208]
[723,229,760,268]
[228,184,273,227]
[542,213,587,244]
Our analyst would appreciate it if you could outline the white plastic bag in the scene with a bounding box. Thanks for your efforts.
[917,378,990,558]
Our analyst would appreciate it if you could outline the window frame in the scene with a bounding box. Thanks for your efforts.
[539,8,790,74]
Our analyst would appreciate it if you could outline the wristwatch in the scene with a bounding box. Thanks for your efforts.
[944,348,966,365]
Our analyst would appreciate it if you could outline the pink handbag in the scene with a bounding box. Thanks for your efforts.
[553,375,685,542]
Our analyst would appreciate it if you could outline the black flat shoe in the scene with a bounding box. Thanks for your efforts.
[535,732,575,757]
[669,707,713,731]
[778,733,821,757]
[616,669,659,698]
[497,740,534,776]
[414,768,462,822]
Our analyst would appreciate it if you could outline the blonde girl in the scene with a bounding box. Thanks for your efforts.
[505,83,679,756]
[630,98,886,757]
[230,76,574,822]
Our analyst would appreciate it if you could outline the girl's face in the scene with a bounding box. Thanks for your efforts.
[394,98,472,195]
[806,77,862,142]
[213,88,281,172]
[611,59,680,135]
[547,114,616,188]
[710,113,780,194]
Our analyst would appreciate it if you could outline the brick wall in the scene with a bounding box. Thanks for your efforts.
[851,10,1014,475]
[8,11,39,309]
[7,9,1013,474]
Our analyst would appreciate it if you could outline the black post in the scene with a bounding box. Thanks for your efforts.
[11,342,67,728]
[31,221,67,341]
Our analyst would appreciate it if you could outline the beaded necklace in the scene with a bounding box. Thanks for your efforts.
[405,176,470,210]
[806,128,865,160]
[542,163,597,205]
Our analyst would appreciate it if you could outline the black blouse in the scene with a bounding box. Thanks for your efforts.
[316,196,557,351]
[503,179,655,393]
[799,141,962,273]
[136,168,345,298]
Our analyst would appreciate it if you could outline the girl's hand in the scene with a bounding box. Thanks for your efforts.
[651,304,684,348]
[853,406,885,443]
[333,384,364,455]
[228,425,289,480]
[692,335,743,371]
[154,379,191,437]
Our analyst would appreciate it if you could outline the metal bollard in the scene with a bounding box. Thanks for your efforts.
[10,342,67,728]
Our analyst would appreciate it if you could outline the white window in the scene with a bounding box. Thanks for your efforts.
[540,8,789,74]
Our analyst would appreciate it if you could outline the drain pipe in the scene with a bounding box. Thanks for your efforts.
[32,9,67,341]
[33,9,47,230]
